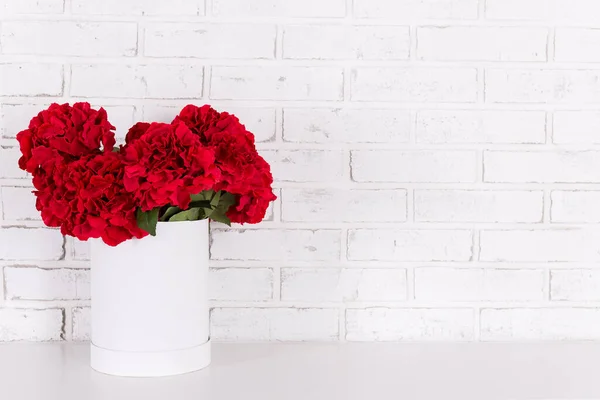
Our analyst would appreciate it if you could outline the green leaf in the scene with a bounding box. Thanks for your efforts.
[136,207,159,236]
[190,191,212,203]
[160,206,181,222]
[169,207,202,222]
[210,190,221,208]
[209,210,231,226]
[188,200,212,209]
[217,192,236,212]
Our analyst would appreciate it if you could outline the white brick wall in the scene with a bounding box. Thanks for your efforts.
[3,0,600,342]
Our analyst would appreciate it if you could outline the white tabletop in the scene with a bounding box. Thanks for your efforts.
[0,342,599,400]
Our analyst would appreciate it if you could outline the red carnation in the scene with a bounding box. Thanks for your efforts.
[16,102,115,173]
[173,105,276,224]
[121,122,221,211]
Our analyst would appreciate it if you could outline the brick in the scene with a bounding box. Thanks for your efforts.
[346,308,474,341]
[485,151,600,183]
[348,229,472,261]
[211,308,339,341]
[211,229,340,261]
[414,190,543,223]
[283,25,410,60]
[143,105,275,142]
[416,110,546,144]
[0,228,64,261]
[354,0,478,19]
[351,150,477,183]
[0,308,64,342]
[210,268,273,301]
[551,270,600,301]
[1,0,64,14]
[100,105,136,141]
[211,66,343,101]
[415,268,545,301]
[283,108,411,143]
[554,111,600,144]
[0,104,44,138]
[486,69,600,104]
[281,269,407,302]
[418,27,547,61]
[555,29,600,63]
[0,64,63,97]
[1,186,38,221]
[352,67,477,102]
[71,64,203,99]
[480,229,600,262]
[481,308,600,340]
[145,24,275,59]
[212,0,345,17]
[72,0,204,16]
[4,267,90,301]
[0,22,137,57]
[282,189,406,222]
[71,239,90,260]
[551,191,600,223]
[72,307,90,341]
[0,147,28,179]
[263,150,344,183]
[486,0,600,24]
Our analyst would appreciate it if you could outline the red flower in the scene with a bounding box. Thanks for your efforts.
[121,122,221,211]
[16,102,115,173]
[33,152,147,246]
[173,105,276,224]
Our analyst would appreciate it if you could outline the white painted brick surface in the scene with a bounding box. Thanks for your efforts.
[4,0,600,343]
[551,191,600,223]
[354,0,478,20]
[1,104,47,138]
[283,26,410,60]
[555,29,600,63]
[283,108,411,143]
[1,186,38,221]
[263,150,344,182]
[346,308,474,341]
[0,22,137,57]
[486,70,600,104]
[0,228,63,261]
[72,307,90,341]
[348,229,472,261]
[416,110,546,144]
[352,150,477,183]
[352,68,478,102]
[1,0,64,14]
[551,270,600,301]
[145,24,276,59]
[414,190,543,223]
[480,229,600,262]
[211,229,340,261]
[0,64,63,97]
[212,0,346,18]
[70,64,203,99]
[209,268,273,301]
[418,27,547,62]
[211,67,343,101]
[282,189,407,222]
[211,308,339,341]
[481,308,600,340]
[4,267,90,301]
[415,268,545,301]
[72,0,204,16]
[485,151,600,183]
[281,269,407,302]
[0,308,64,342]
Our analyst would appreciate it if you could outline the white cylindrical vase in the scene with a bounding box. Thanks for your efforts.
[90,219,211,377]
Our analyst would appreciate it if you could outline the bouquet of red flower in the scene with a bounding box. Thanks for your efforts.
[16,103,276,246]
